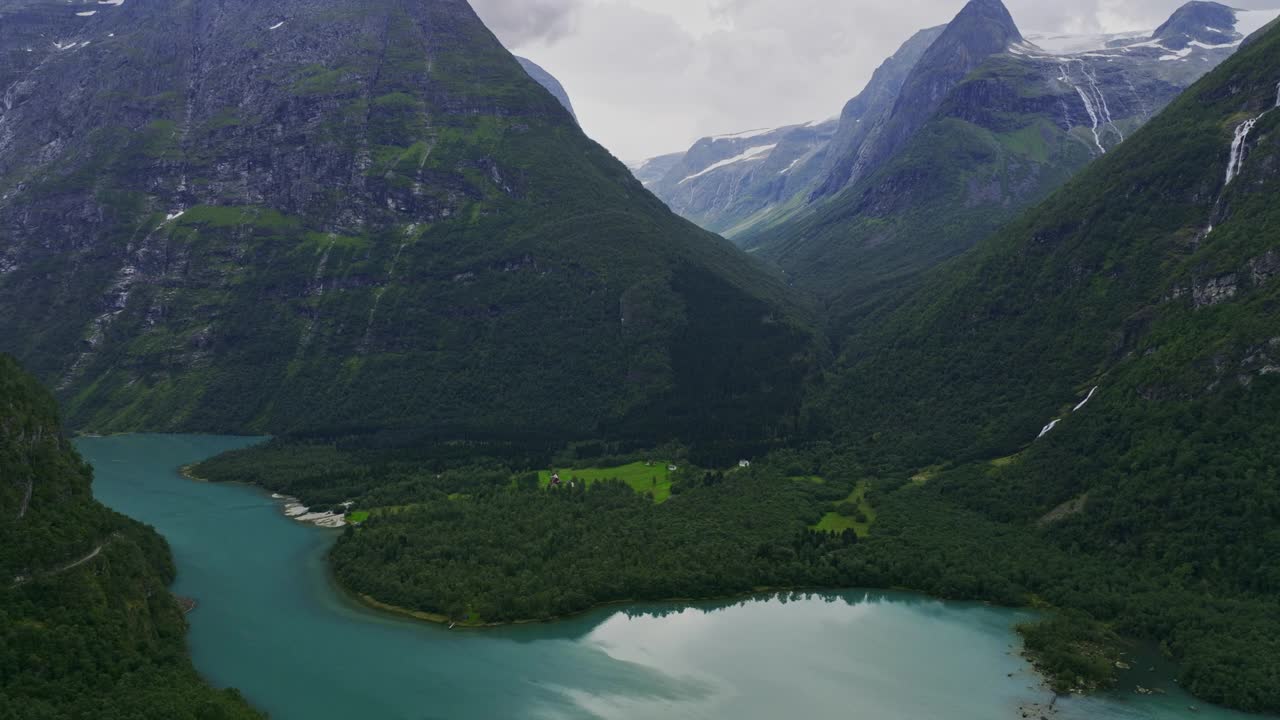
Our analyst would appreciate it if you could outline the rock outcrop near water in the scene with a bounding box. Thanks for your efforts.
[0,0,816,445]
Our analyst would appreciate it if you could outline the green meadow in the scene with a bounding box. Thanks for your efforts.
[812,481,876,537]
[538,462,674,503]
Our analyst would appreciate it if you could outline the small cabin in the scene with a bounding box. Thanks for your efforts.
[738,460,751,468]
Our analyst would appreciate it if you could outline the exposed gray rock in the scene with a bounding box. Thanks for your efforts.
[1193,274,1239,307]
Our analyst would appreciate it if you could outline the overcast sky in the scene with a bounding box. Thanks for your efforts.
[470,0,1279,163]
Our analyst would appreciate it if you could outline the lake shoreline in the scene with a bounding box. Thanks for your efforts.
[339,574,1165,713]
[343,579,1080,712]
[344,577,1018,631]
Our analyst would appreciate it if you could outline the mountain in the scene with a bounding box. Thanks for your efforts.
[740,0,1273,317]
[819,0,1025,199]
[1151,1,1239,49]
[636,119,838,237]
[515,56,577,122]
[634,25,944,239]
[809,26,949,200]
[0,0,817,448]
[804,19,1280,711]
[0,355,262,719]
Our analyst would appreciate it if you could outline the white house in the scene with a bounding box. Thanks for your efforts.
[738,460,751,468]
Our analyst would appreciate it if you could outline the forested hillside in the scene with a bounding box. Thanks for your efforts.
[796,16,1280,711]
[0,354,262,720]
[0,0,816,451]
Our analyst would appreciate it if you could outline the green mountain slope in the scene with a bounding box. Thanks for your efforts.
[803,19,1280,712]
[0,354,262,720]
[0,0,816,448]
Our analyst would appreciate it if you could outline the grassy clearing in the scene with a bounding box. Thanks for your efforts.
[990,453,1023,468]
[538,462,673,503]
[347,510,371,524]
[813,512,859,533]
[810,481,876,537]
[911,465,944,485]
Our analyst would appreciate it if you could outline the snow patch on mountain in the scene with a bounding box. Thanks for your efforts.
[1023,29,1149,56]
[679,144,777,184]
[712,128,774,141]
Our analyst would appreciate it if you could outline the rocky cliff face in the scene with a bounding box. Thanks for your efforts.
[0,0,816,445]
[809,25,947,201]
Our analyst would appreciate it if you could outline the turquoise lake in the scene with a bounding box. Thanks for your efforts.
[80,434,1270,720]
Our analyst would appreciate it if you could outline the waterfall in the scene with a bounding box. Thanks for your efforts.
[1222,80,1280,187]
[1081,63,1123,142]
[1225,118,1259,186]
[1073,387,1098,413]
[1038,419,1061,439]
[1059,63,1106,154]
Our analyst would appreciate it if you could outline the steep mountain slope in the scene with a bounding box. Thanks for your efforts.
[807,26,949,201]
[821,0,1026,198]
[741,1,1266,315]
[0,0,816,447]
[636,25,943,239]
[515,56,577,122]
[805,20,1280,711]
[0,354,262,719]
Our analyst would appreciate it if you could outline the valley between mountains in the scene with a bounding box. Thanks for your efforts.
[2,0,1280,718]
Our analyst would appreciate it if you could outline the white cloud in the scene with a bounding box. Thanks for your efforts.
[470,0,580,46]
